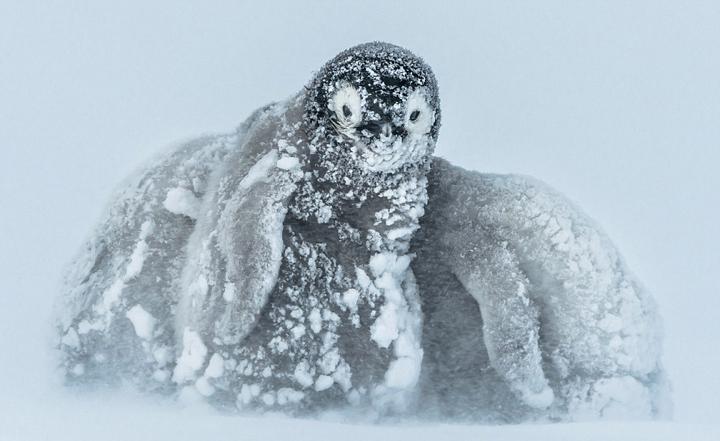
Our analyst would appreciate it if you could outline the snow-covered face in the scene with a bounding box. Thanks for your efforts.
[305,43,441,175]
[327,83,436,172]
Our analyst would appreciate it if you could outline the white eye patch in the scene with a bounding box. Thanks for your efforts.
[404,89,434,135]
[329,84,362,128]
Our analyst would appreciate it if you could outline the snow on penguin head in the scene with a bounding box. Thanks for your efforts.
[303,42,441,176]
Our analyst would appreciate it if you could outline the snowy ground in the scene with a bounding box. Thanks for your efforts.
[1,1,719,440]
[3,393,720,441]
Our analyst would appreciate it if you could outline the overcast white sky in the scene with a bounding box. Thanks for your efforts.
[1,0,718,428]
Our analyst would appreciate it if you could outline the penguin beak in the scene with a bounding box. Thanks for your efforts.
[381,122,392,138]
[379,122,394,143]
[360,120,406,143]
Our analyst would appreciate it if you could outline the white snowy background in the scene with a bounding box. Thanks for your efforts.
[1,1,718,439]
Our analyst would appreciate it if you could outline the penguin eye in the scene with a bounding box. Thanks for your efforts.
[405,89,434,135]
[329,85,362,127]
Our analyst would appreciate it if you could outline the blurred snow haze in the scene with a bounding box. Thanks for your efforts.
[1,1,718,439]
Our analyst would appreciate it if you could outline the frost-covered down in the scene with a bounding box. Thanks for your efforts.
[56,42,668,422]
[58,42,438,415]
[413,159,670,421]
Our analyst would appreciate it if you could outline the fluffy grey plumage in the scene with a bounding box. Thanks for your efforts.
[414,160,670,421]
[57,42,668,421]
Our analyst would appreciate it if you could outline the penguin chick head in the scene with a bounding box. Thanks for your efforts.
[304,42,441,174]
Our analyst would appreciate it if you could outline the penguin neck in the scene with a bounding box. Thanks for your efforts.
[287,153,429,256]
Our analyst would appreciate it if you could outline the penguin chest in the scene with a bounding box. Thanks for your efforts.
[229,226,423,412]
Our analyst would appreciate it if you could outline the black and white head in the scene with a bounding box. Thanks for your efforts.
[304,42,440,175]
